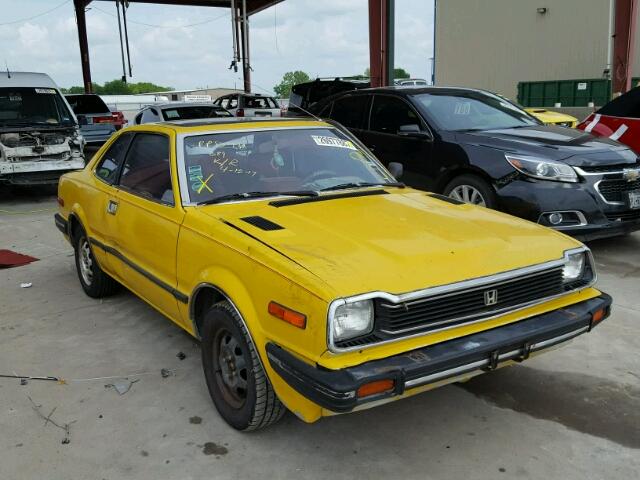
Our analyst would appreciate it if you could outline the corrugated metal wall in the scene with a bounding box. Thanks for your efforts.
[434,0,640,101]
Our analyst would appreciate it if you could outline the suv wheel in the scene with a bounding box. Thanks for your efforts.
[444,174,497,208]
[201,301,286,431]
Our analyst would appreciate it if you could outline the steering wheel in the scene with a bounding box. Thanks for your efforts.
[301,170,337,186]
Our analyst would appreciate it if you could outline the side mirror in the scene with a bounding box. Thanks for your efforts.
[388,162,404,179]
[398,124,432,140]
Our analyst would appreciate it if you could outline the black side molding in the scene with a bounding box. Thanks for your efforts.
[89,238,189,304]
[269,189,388,207]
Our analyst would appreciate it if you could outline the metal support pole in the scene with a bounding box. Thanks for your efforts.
[73,0,92,93]
[368,0,393,87]
[612,0,638,94]
[122,2,132,77]
[240,0,251,93]
[115,0,127,82]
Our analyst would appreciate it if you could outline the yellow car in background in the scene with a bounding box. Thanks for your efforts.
[525,108,578,128]
[55,118,610,430]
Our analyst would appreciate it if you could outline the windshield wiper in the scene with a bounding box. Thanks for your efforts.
[198,190,318,205]
[320,181,405,192]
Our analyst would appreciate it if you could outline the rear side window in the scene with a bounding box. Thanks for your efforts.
[95,133,133,184]
[66,95,110,114]
[119,134,173,205]
[242,96,278,109]
[330,95,369,129]
[370,95,420,134]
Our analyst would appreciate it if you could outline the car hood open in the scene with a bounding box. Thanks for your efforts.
[199,189,579,298]
[456,125,635,166]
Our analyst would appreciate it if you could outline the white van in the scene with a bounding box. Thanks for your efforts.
[0,72,85,185]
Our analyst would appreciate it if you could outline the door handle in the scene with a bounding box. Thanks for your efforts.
[107,200,119,215]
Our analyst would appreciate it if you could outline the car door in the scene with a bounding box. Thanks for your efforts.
[325,93,370,138]
[359,94,437,190]
[88,133,134,271]
[111,132,186,322]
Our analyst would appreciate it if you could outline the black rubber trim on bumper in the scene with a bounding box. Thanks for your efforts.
[54,214,68,235]
[267,294,612,413]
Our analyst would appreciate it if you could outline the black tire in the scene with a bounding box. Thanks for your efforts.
[73,229,119,298]
[443,174,497,209]
[201,301,286,431]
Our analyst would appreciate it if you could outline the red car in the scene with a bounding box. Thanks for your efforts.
[578,86,640,153]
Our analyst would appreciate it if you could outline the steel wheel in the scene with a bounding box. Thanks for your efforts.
[213,328,248,409]
[449,184,487,206]
[78,239,94,286]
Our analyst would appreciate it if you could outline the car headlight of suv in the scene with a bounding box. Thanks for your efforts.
[330,299,374,342]
[562,249,595,286]
[505,154,578,183]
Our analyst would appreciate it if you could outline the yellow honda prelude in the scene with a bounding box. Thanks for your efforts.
[55,117,611,431]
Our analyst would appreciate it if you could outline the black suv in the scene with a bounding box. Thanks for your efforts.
[310,86,640,241]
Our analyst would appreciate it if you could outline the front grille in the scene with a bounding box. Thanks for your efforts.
[597,179,640,202]
[605,210,640,222]
[375,267,565,336]
[580,162,640,173]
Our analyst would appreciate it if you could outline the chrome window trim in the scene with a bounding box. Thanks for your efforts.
[326,247,596,353]
[175,125,392,206]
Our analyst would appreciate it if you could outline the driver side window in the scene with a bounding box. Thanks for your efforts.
[370,95,421,134]
[119,133,174,205]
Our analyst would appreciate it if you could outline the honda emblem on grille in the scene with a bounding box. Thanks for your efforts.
[484,289,499,306]
[623,169,640,182]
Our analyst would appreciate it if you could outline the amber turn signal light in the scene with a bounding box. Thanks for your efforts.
[357,379,395,398]
[268,301,306,329]
[591,308,606,326]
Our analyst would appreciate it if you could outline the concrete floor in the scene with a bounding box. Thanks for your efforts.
[1,188,639,480]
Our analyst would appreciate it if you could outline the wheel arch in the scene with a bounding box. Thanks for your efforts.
[435,166,497,194]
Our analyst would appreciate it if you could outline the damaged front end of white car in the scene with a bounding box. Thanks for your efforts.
[0,126,86,185]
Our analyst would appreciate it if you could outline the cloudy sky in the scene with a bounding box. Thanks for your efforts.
[0,0,434,93]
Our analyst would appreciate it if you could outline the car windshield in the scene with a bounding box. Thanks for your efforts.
[182,127,394,204]
[162,105,232,121]
[414,92,538,131]
[0,87,75,126]
[66,94,110,114]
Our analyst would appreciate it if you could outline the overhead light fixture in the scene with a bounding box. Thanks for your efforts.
[537,7,548,14]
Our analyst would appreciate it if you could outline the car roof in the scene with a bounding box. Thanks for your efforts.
[136,117,331,133]
[0,71,58,89]
[153,102,221,109]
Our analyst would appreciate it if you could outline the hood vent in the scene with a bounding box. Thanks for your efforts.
[241,216,284,231]
[427,193,464,205]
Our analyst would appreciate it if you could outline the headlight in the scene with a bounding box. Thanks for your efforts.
[563,251,586,283]
[331,299,374,342]
[505,154,578,183]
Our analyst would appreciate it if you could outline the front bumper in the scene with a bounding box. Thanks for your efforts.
[267,294,611,413]
[0,159,85,185]
[497,178,640,241]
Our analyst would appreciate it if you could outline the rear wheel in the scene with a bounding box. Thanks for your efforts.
[443,174,497,208]
[201,301,286,431]
[74,229,119,298]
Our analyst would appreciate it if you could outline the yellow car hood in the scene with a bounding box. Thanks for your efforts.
[526,108,577,124]
[199,189,580,298]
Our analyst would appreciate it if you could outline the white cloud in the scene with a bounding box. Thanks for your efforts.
[1,0,433,92]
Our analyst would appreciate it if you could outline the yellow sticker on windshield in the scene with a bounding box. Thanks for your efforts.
[349,151,365,161]
[311,135,356,150]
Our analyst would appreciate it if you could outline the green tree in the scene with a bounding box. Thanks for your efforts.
[363,67,411,79]
[273,71,310,98]
[61,79,172,95]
